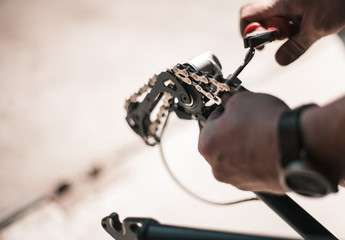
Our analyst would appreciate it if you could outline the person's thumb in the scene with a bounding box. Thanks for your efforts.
[275,31,319,66]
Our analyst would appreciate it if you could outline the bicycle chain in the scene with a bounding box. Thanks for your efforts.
[124,64,235,138]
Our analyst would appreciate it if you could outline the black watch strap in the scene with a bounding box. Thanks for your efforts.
[278,104,338,197]
[278,104,316,167]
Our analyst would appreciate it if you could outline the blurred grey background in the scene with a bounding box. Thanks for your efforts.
[1,0,345,239]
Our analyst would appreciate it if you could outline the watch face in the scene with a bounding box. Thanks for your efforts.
[282,160,336,197]
[285,173,329,197]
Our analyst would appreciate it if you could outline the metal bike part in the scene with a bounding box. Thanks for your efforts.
[102,212,297,240]
[125,52,238,146]
[185,51,222,76]
[256,193,338,240]
[122,52,339,239]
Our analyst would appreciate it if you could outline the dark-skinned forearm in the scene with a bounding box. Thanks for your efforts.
[301,95,345,181]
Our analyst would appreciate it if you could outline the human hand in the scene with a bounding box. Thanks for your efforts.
[240,0,345,65]
[198,92,290,194]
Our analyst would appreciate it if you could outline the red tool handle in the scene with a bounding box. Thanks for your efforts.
[244,17,291,40]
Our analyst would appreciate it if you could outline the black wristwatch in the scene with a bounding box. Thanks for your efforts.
[277,104,338,197]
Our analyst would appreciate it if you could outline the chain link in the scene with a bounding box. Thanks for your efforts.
[125,64,235,139]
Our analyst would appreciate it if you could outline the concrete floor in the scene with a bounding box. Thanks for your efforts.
[0,0,345,239]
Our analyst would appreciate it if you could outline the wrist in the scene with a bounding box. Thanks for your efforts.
[277,104,339,197]
[301,104,344,181]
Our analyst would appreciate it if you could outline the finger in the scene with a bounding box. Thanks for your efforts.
[240,1,280,35]
[221,91,233,103]
[275,31,319,65]
[205,90,241,121]
[205,93,232,122]
[240,17,266,37]
[266,17,292,40]
[206,104,224,121]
